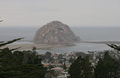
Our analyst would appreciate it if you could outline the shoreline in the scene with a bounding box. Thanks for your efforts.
[0,40,119,51]
[0,43,69,50]
[80,41,120,44]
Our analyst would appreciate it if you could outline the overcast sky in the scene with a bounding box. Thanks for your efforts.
[0,0,120,27]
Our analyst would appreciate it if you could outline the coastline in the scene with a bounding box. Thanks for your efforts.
[0,43,69,50]
[0,41,118,51]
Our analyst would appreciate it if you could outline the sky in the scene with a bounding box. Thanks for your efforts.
[0,0,120,27]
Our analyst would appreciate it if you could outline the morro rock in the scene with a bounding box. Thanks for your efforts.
[34,21,80,45]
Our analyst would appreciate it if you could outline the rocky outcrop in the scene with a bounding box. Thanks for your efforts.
[34,21,80,45]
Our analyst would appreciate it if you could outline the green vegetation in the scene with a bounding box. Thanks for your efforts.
[68,56,93,78]
[107,44,120,51]
[94,52,120,78]
[68,44,120,78]
[0,38,120,78]
[0,38,46,78]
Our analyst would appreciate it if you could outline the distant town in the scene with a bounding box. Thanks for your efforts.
[40,49,120,78]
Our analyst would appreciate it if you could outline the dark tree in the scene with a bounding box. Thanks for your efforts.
[0,38,47,78]
[68,56,93,78]
[95,52,120,78]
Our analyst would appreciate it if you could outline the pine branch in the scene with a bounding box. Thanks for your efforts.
[0,38,24,47]
[107,44,120,51]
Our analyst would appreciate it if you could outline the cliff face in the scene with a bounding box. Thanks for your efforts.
[34,21,80,44]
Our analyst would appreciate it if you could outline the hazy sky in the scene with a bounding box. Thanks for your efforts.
[0,0,120,27]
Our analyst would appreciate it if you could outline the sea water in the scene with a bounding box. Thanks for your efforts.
[0,27,120,53]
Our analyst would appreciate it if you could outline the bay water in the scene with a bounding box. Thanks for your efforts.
[0,27,119,53]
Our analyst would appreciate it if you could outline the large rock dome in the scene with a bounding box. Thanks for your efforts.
[34,21,80,45]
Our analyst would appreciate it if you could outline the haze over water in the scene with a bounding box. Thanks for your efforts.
[0,26,119,53]
[0,27,120,41]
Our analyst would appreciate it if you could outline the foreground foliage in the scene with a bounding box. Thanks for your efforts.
[1,39,120,78]
[0,38,46,78]
[68,51,120,78]
[68,56,94,78]
[94,52,120,78]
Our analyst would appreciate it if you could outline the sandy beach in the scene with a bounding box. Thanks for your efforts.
[0,43,67,50]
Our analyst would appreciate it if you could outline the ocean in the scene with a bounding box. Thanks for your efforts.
[0,27,120,53]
